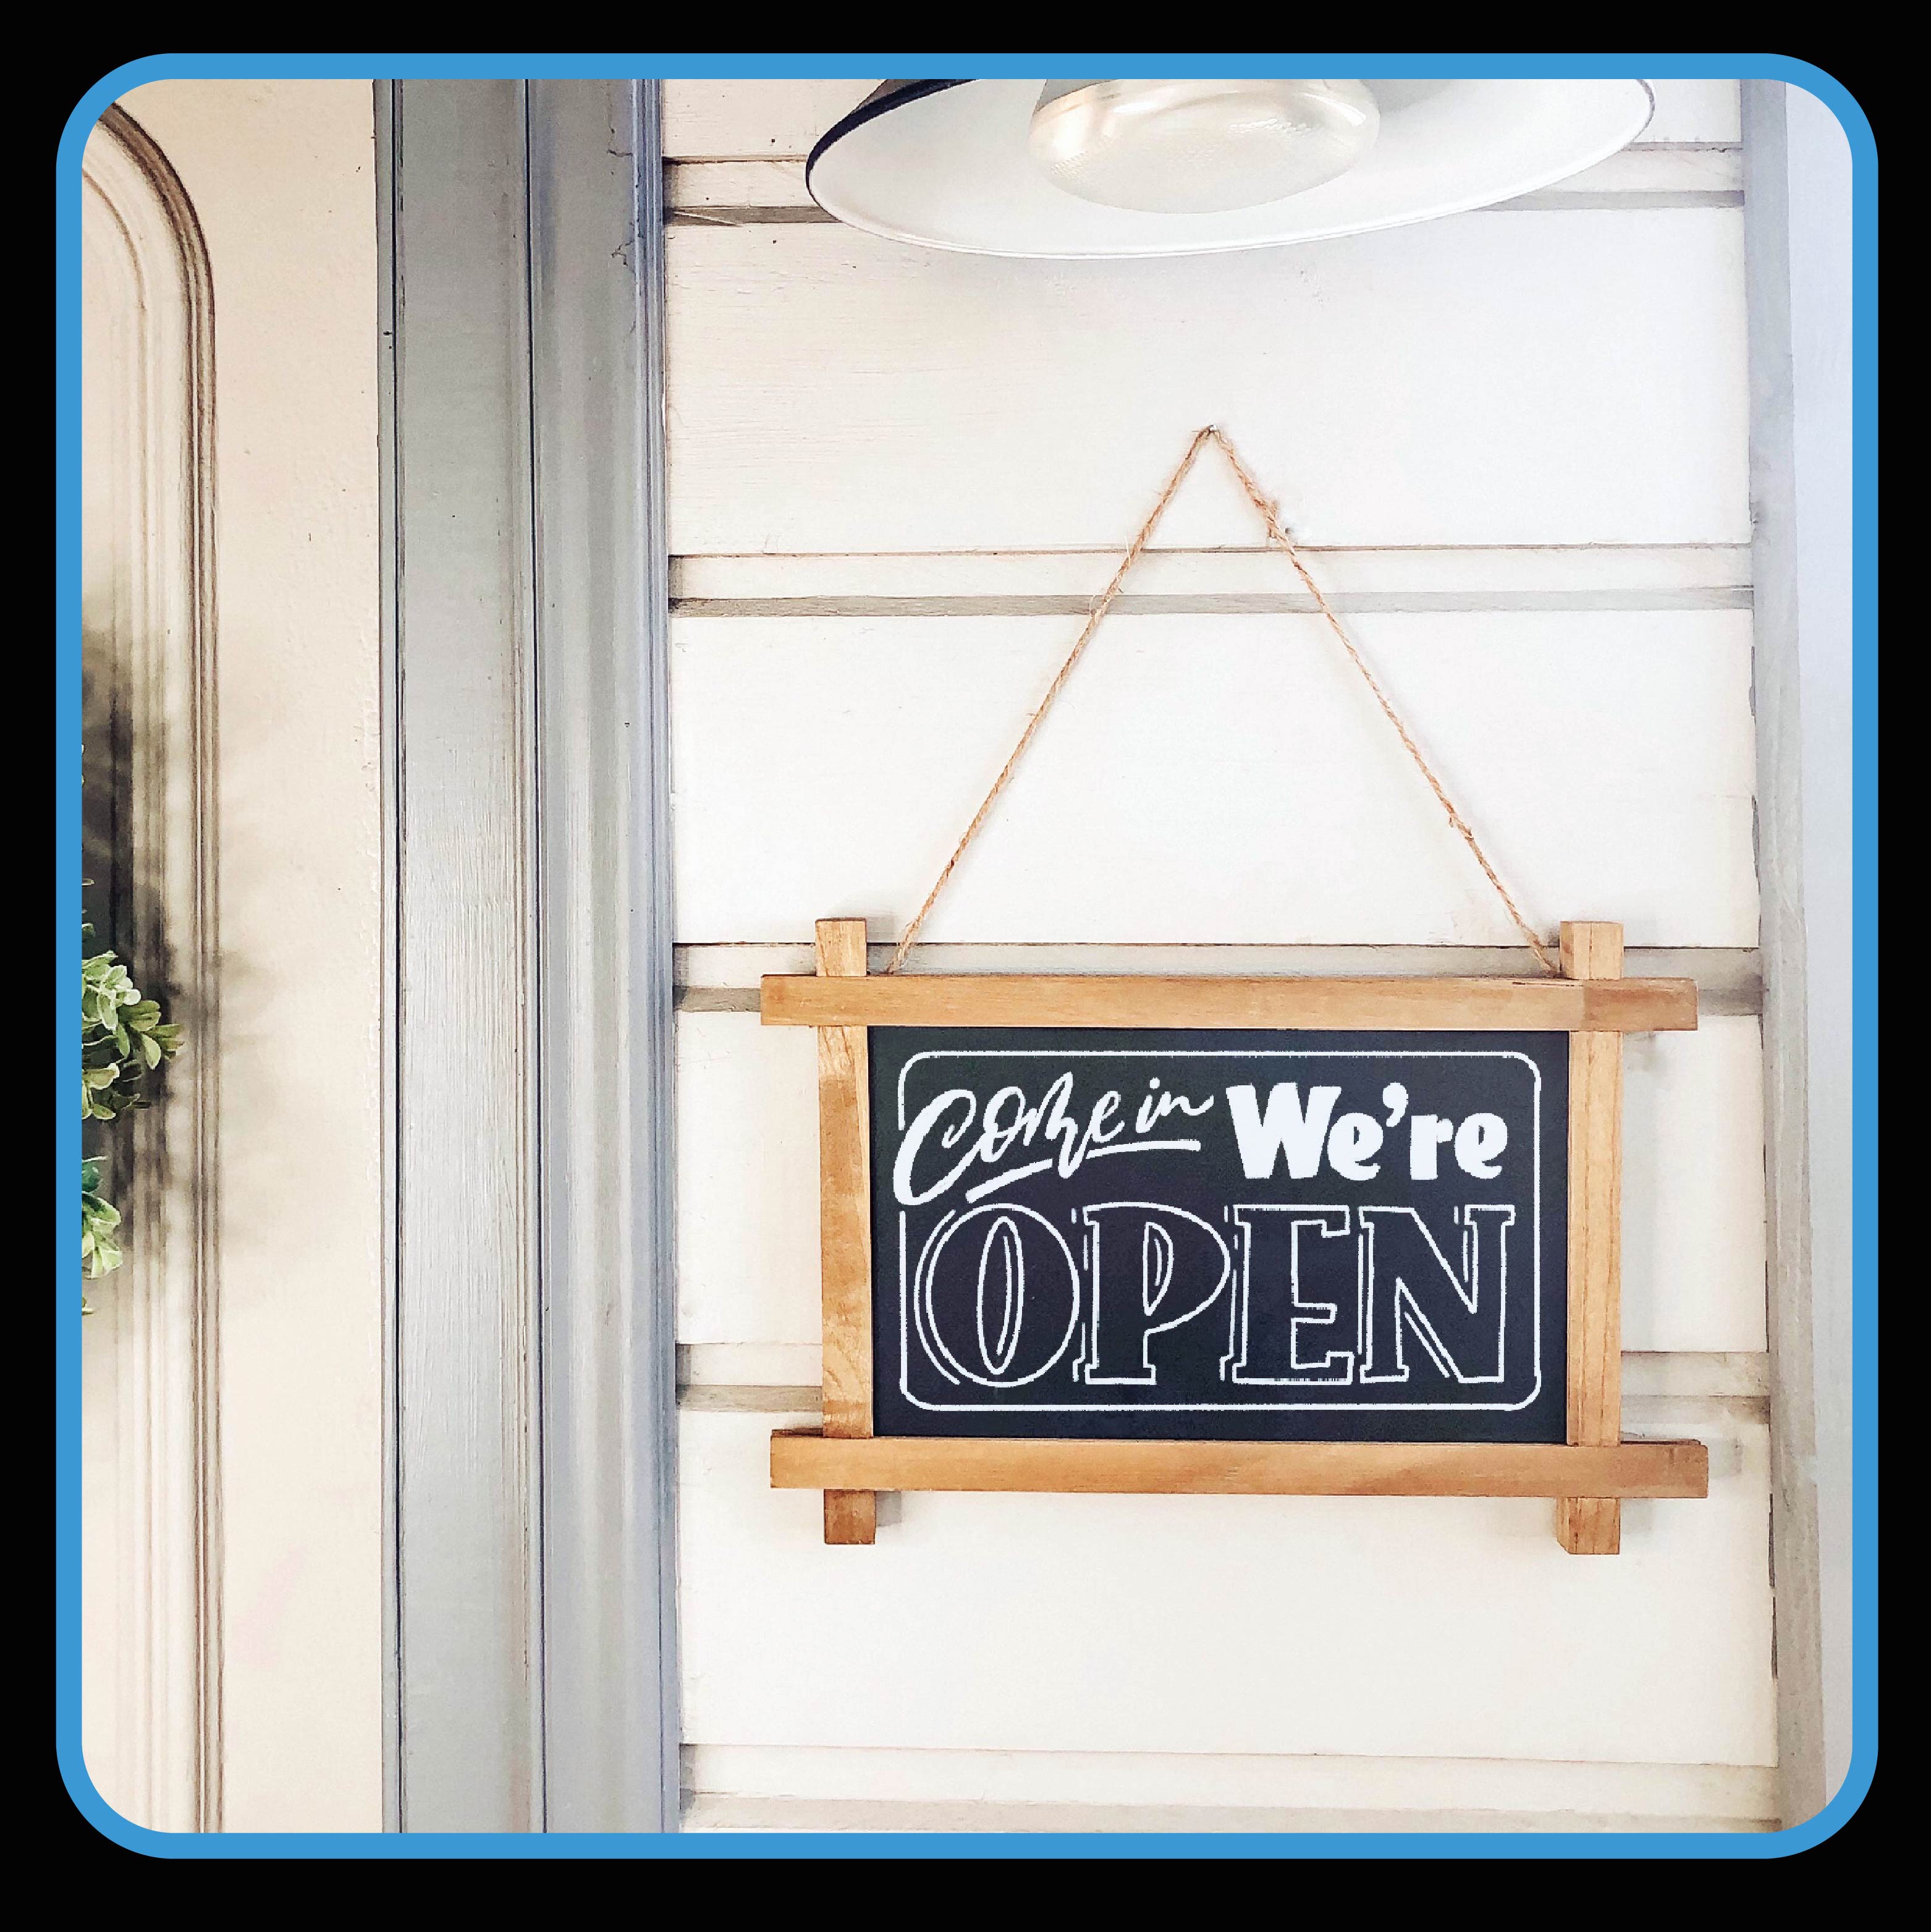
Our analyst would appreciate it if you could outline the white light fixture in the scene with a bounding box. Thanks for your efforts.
[806,77,1654,256]
[1029,78,1381,213]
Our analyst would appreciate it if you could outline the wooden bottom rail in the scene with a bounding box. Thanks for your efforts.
[771,1433,1709,1500]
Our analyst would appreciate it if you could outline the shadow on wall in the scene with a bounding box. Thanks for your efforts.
[82,627,182,1219]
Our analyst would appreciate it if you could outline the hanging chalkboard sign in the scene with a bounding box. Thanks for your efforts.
[870,1027,1566,1444]
[761,428,1717,1554]
[761,919,1711,1555]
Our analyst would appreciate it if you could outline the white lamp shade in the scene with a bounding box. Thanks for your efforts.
[806,77,1655,257]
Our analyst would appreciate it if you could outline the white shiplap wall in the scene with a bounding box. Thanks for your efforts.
[663,77,1774,1835]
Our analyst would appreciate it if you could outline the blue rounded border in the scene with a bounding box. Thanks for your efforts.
[56,51,1877,1858]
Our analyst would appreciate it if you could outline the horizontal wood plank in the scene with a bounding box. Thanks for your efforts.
[661,77,875,158]
[771,1431,1710,1499]
[666,215,1747,553]
[690,1409,1773,1765]
[1641,78,1741,145]
[680,1341,1773,1404]
[672,611,1756,948]
[659,78,1741,161]
[760,972,1698,1032]
[677,1011,1767,1357]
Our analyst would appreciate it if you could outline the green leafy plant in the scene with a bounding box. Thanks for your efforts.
[80,1158,120,1281]
[80,918,182,1291]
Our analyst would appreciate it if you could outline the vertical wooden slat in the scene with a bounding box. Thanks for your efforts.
[384,78,680,1830]
[527,78,679,1832]
[816,918,876,1544]
[1558,920,1626,1555]
[388,78,546,1827]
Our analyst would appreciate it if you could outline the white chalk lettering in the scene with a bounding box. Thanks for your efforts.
[897,1071,1216,1207]
[1408,1114,1456,1180]
[1228,1205,1356,1386]
[1081,1202,1232,1386]
[1326,1112,1384,1180]
[1455,1112,1508,1179]
[1358,1203,1515,1386]
[1225,1082,1342,1180]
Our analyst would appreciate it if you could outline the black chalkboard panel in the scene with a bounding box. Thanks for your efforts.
[870,1028,1567,1443]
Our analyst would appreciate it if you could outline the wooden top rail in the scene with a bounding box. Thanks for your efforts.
[771,1433,1709,1499]
[759,973,1699,1034]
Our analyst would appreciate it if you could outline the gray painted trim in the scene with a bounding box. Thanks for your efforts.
[528,77,680,1835]
[379,78,678,1834]
[384,77,544,1834]
[1741,78,1855,1829]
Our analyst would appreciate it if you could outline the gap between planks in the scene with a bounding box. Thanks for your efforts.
[668,541,1754,603]
[687,1785,1768,1831]
[667,197,1743,228]
[680,1794,1774,1834]
[678,1741,1778,1823]
[672,590,1752,617]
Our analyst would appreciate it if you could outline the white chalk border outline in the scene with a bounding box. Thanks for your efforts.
[890,1048,1548,1413]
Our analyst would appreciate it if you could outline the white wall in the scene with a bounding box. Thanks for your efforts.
[665,78,1778,1833]
[106,78,384,1833]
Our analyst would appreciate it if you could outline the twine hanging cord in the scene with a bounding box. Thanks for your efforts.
[885,425,1557,977]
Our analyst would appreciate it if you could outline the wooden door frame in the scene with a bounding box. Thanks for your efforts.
[376,78,678,1832]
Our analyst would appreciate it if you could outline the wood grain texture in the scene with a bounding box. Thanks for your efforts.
[1561,921,1629,1554]
[763,972,1697,1033]
[814,918,875,1544]
[384,78,547,1830]
[524,78,680,1831]
[770,1433,1708,1499]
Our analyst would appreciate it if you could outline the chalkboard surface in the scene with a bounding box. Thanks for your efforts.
[870,1028,1568,1443]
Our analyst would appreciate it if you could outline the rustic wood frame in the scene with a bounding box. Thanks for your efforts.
[763,917,1707,1554]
